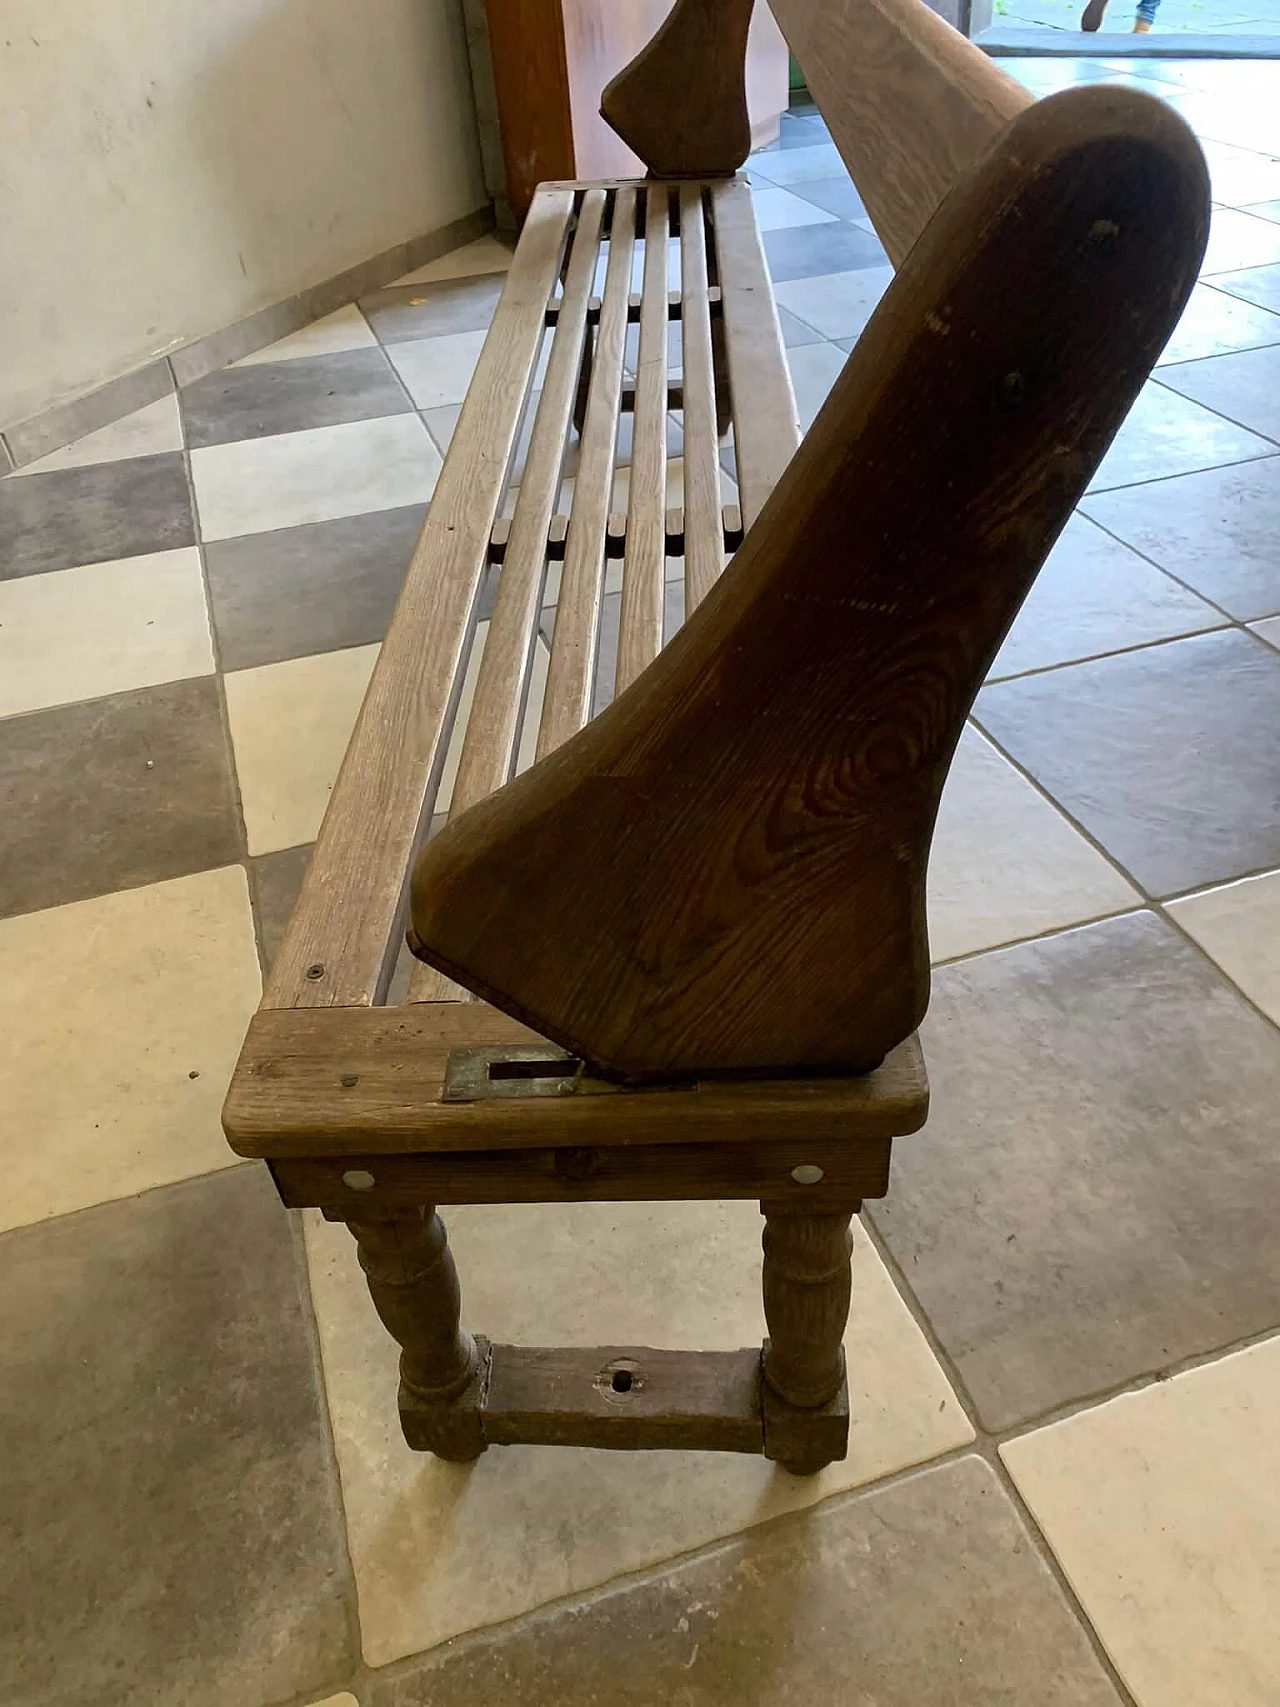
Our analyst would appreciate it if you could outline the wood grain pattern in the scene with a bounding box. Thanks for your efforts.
[616,186,670,695]
[269,1136,892,1208]
[540,187,637,756]
[263,188,573,1013]
[770,0,1033,265]
[710,178,800,528]
[680,184,724,614]
[224,1003,928,1157]
[407,91,1209,1080]
[600,0,756,178]
[761,1205,855,1409]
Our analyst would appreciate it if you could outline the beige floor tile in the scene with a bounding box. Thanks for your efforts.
[191,415,440,542]
[306,1696,359,1706]
[11,395,183,476]
[928,727,1139,963]
[385,330,489,410]
[394,235,516,287]
[0,866,259,1232]
[1167,867,1280,1022]
[1002,1337,1280,1706]
[304,1206,972,1666]
[225,644,379,855]
[234,304,378,366]
[0,546,213,717]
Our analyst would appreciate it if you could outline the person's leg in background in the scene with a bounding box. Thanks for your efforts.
[1133,0,1159,29]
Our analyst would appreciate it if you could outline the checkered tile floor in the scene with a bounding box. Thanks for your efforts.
[3,58,1280,1707]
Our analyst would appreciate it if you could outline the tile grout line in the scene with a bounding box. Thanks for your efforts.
[856,1211,1144,1707]
[1079,503,1272,628]
[969,711,1280,1043]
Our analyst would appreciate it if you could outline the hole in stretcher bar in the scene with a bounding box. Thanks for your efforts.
[611,1369,634,1394]
[488,1056,583,1081]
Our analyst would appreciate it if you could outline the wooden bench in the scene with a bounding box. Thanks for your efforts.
[224,0,1208,1472]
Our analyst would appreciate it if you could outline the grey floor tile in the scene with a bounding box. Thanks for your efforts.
[871,913,1280,1432]
[776,304,825,347]
[368,1458,1119,1707]
[179,348,411,449]
[0,452,194,580]
[1210,258,1280,313]
[1082,454,1280,620]
[1159,340,1280,443]
[1154,280,1280,366]
[0,1167,352,1707]
[360,275,505,343]
[1086,380,1274,493]
[250,841,314,969]
[764,218,887,282]
[787,173,868,221]
[773,112,828,149]
[0,675,240,919]
[206,502,425,671]
[976,629,1280,896]
[990,513,1224,680]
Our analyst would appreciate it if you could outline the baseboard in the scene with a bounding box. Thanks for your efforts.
[1,204,494,473]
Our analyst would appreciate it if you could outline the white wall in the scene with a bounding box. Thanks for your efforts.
[0,0,487,426]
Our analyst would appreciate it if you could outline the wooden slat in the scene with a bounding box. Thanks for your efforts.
[679,184,723,615]
[615,185,670,696]
[263,188,574,1011]
[710,178,800,529]
[538,187,637,757]
[406,192,606,1004]
[225,1003,929,1157]
[770,0,1031,265]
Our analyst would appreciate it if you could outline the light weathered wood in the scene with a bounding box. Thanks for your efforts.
[600,0,756,179]
[405,191,606,1004]
[344,1207,485,1459]
[224,1002,928,1157]
[770,0,1032,265]
[539,186,637,758]
[482,1345,764,1451]
[679,184,724,614]
[263,187,573,1013]
[406,91,1208,1081]
[269,1135,892,1208]
[615,186,670,696]
[710,177,800,529]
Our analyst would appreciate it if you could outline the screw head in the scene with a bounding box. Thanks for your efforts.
[791,1163,825,1186]
[339,1073,359,1089]
[305,962,325,980]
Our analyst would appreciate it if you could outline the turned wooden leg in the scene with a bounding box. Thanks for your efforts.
[346,1207,486,1460]
[760,1200,857,1475]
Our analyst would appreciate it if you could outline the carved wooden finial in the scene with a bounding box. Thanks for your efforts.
[600,0,757,178]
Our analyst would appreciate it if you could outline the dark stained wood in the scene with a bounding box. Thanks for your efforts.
[600,0,755,178]
[770,0,1032,265]
[344,1208,486,1459]
[269,1136,891,1209]
[407,90,1209,1082]
[482,0,576,223]
[759,1202,857,1473]
[483,1345,764,1451]
[224,1003,928,1158]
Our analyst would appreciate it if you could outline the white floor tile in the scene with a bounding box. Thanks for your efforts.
[1087,380,1275,494]
[1202,207,1280,275]
[0,867,259,1232]
[786,340,847,429]
[305,1208,971,1665]
[385,330,489,410]
[394,235,515,287]
[1155,281,1280,366]
[774,267,894,341]
[1167,868,1280,1023]
[0,547,213,717]
[11,395,183,477]
[225,643,379,855]
[191,415,440,542]
[747,142,846,186]
[1002,1337,1280,1706]
[233,304,378,366]
[929,728,1139,963]
[749,185,838,232]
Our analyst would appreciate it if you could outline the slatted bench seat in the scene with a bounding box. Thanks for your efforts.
[225,0,1207,1472]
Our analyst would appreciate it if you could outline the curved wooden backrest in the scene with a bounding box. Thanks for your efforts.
[409,85,1209,1080]
[601,0,1032,262]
